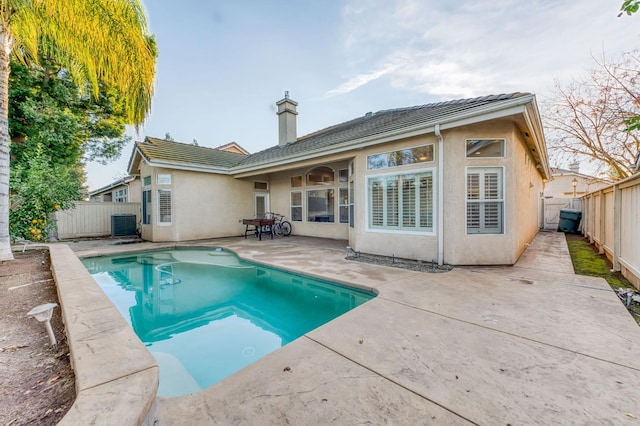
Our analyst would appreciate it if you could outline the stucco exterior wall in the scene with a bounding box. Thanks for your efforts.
[132,119,545,264]
[440,121,543,265]
[137,163,253,242]
[350,134,439,261]
[345,120,544,265]
[545,174,609,199]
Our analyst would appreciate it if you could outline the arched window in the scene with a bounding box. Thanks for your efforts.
[306,166,334,185]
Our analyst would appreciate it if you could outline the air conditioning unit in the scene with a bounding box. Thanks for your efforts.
[111,214,137,237]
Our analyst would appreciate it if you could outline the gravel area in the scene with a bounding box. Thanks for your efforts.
[346,253,453,273]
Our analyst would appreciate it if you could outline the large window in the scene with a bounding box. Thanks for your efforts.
[307,189,334,222]
[368,171,433,232]
[367,144,434,170]
[158,189,172,225]
[466,167,503,234]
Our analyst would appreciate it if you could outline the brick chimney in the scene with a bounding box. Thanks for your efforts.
[276,91,298,146]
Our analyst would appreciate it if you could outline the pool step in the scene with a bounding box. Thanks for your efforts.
[151,351,201,398]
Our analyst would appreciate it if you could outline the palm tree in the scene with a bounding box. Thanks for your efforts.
[0,0,157,261]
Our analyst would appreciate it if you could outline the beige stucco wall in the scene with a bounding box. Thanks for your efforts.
[440,121,542,265]
[137,163,253,242]
[132,118,545,264]
[127,179,142,203]
[345,120,544,265]
[350,134,439,261]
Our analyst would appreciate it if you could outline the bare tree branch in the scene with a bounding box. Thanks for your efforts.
[542,51,640,180]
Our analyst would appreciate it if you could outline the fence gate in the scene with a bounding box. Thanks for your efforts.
[543,198,569,230]
[543,198,582,230]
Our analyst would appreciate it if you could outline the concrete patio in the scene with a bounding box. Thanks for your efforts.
[57,231,640,425]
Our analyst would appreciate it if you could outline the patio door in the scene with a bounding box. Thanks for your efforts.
[255,194,269,218]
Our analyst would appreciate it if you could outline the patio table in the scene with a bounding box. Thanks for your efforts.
[242,218,275,241]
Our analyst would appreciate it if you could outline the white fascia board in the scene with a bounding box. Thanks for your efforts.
[232,96,534,175]
[521,103,552,180]
[126,146,143,174]
[143,159,232,175]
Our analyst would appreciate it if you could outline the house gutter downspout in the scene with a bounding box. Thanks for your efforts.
[435,124,444,266]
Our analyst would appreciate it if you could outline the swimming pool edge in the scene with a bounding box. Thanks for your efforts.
[49,244,160,426]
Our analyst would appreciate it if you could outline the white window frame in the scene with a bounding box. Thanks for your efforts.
[367,143,435,171]
[465,166,505,234]
[254,193,269,218]
[465,138,506,158]
[306,188,335,223]
[365,168,436,235]
[142,189,151,225]
[290,191,303,222]
[254,181,269,191]
[338,187,349,224]
[113,188,128,203]
[157,189,172,226]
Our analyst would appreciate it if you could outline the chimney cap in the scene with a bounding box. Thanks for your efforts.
[276,90,298,107]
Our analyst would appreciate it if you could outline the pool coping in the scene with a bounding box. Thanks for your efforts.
[50,244,159,425]
[50,234,640,424]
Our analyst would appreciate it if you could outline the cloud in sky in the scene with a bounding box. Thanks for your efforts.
[327,0,639,100]
[84,0,639,189]
[324,62,401,97]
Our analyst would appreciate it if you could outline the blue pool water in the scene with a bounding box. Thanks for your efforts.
[81,248,374,397]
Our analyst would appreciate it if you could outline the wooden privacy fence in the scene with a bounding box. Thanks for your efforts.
[54,201,141,239]
[582,173,640,289]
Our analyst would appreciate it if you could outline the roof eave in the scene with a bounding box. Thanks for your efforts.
[232,95,539,175]
[143,159,233,175]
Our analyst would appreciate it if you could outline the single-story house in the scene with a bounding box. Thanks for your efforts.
[544,164,612,199]
[127,92,551,265]
[88,175,141,203]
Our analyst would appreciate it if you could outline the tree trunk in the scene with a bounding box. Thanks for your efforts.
[0,31,14,261]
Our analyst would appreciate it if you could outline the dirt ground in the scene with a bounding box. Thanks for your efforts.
[0,249,75,426]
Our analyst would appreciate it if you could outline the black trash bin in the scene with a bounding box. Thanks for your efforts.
[557,209,582,233]
[111,213,137,237]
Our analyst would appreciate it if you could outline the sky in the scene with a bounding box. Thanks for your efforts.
[85,0,640,191]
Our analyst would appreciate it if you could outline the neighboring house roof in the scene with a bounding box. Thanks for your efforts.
[549,167,612,184]
[216,141,250,155]
[89,175,138,196]
[128,137,249,174]
[127,93,550,179]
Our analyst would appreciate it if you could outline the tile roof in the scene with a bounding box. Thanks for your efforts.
[135,93,533,173]
[136,137,248,169]
[236,93,531,168]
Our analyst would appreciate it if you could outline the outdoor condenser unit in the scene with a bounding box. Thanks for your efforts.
[111,213,137,237]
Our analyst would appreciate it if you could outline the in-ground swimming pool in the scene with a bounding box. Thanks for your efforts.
[82,248,375,397]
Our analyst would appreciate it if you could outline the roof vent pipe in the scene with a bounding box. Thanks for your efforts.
[276,91,298,146]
